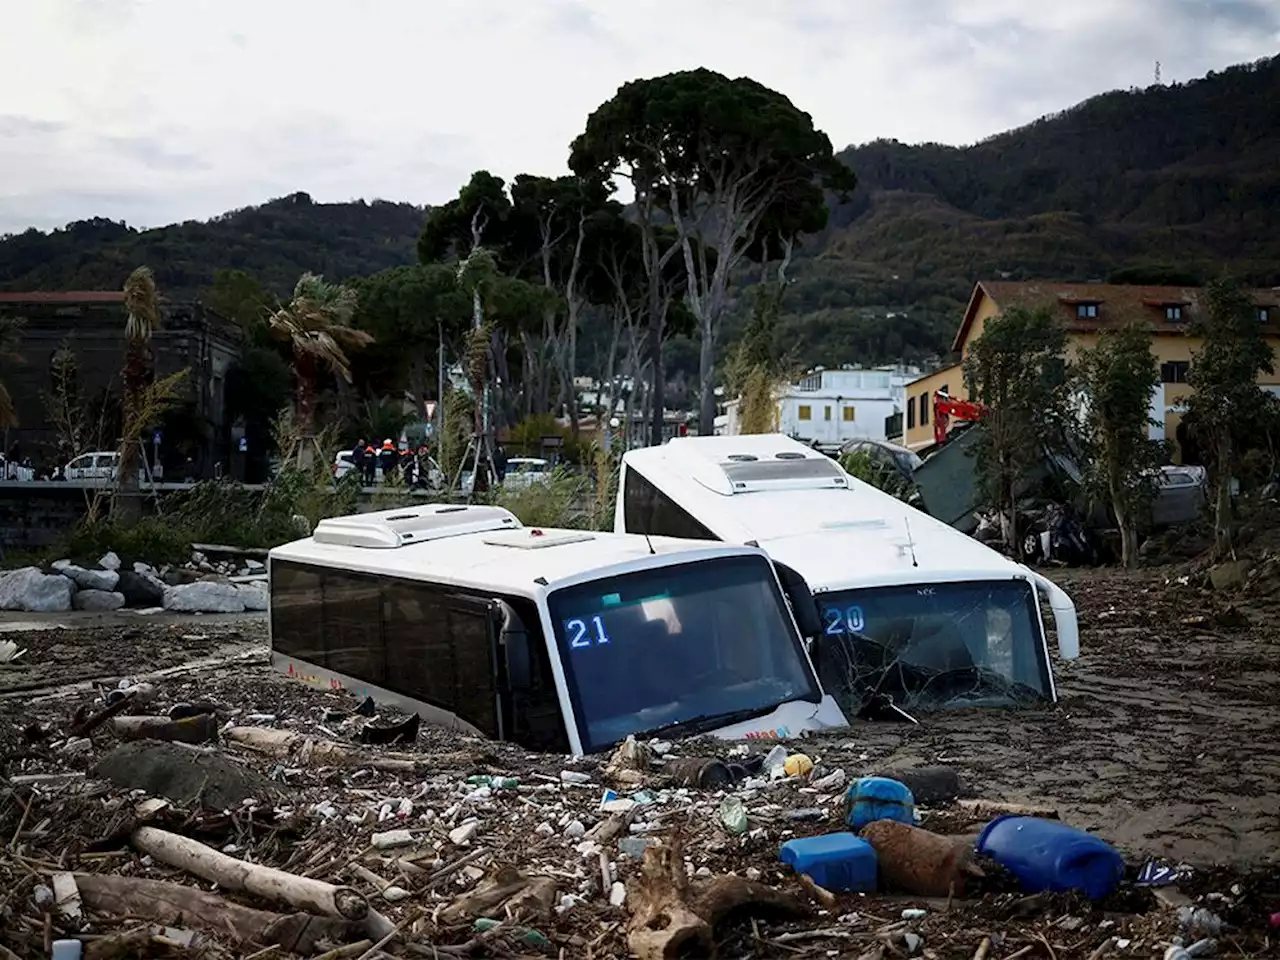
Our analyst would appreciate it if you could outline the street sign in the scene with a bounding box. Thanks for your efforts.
[152,430,163,445]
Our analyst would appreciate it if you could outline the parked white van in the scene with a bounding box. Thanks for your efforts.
[268,503,847,756]
[614,435,1079,717]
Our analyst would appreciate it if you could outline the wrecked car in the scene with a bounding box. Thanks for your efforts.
[614,435,1079,719]
[268,503,848,756]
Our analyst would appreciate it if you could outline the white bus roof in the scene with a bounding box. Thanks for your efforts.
[270,502,774,600]
[621,434,1032,593]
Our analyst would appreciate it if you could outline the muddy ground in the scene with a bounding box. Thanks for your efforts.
[0,565,1277,958]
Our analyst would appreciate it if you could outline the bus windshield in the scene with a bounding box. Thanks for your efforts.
[546,554,820,753]
[813,579,1052,715]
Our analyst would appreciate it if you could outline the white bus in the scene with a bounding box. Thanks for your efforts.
[613,435,1079,716]
[268,503,848,756]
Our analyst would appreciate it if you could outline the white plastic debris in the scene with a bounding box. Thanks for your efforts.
[449,821,479,845]
[383,886,411,902]
[609,881,627,906]
[563,819,586,839]
[811,769,847,792]
[560,771,592,784]
[902,908,927,920]
[371,829,415,850]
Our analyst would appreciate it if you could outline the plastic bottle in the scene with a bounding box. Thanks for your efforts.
[466,775,519,789]
[763,744,789,775]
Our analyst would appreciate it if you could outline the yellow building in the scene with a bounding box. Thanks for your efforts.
[902,281,1280,459]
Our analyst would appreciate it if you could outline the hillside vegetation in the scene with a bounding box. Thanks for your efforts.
[3,55,1278,368]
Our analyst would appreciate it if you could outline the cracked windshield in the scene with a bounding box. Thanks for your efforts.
[814,579,1051,717]
[546,555,819,752]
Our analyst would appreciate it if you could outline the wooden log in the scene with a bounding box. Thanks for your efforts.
[73,873,359,954]
[955,799,1059,820]
[224,726,425,773]
[67,691,135,737]
[132,826,369,921]
[626,841,712,960]
[110,714,218,744]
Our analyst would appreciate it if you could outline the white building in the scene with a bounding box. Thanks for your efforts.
[721,365,920,447]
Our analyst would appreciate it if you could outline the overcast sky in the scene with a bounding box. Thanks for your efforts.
[1,0,1277,235]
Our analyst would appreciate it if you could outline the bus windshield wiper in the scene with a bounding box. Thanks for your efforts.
[629,706,774,742]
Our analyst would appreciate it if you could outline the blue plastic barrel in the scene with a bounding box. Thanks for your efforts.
[845,776,916,831]
[779,832,878,892]
[976,816,1125,900]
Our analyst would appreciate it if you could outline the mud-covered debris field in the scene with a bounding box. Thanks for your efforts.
[1,565,1278,959]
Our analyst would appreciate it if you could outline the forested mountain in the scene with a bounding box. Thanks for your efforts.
[2,55,1278,368]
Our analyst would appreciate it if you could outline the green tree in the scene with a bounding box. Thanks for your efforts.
[506,174,612,427]
[963,305,1073,556]
[570,68,854,435]
[203,268,279,342]
[117,266,163,517]
[268,273,372,466]
[1185,278,1277,555]
[1078,325,1165,567]
[0,315,23,432]
[355,264,470,422]
[418,171,513,263]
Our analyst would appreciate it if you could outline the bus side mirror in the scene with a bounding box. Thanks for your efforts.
[773,561,822,639]
[495,600,534,689]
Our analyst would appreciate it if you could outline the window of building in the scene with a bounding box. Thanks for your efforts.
[1165,305,1183,321]
[919,392,930,425]
[842,406,856,422]
[623,468,717,541]
[1076,303,1099,319]
[797,405,811,421]
[907,401,916,430]
[1160,361,1190,384]
[1261,307,1271,324]
[824,405,831,421]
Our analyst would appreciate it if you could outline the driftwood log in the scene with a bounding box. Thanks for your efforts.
[131,826,394,939]
[438,864,557,924]
[110,714,218,744]
[74,874,360,954]
[224,726,439,773]
[627,839,809,960]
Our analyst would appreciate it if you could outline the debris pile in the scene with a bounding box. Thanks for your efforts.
[2,654,1277,960]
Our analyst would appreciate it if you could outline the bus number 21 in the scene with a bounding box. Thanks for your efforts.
[567,616,611,649]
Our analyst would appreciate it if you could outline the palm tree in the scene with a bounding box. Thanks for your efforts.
[268,273,372,466]
[119,266,162,503]
[0,315,24,435]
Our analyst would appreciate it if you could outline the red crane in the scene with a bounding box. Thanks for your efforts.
[933,392,986,447]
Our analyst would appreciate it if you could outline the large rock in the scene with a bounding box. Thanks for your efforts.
[94,741,277,809]
[117,571,165,608]
[99,551,122,571]
[60,564,119,592]
[0,567,75,612]
[236,582,269,612]
[1209,559,1251,591]
[73,589,126,612]
[163,581,246,614]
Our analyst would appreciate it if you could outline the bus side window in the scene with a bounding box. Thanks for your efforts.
[382,582,456,713]
[448,600,499,738]
[271,561,324,665]
[324,571,384,684]
[623,468,717,541]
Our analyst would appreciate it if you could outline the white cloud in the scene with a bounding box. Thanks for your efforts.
[0,0,1276,233]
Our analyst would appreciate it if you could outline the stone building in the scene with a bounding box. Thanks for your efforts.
[0,291,243,476]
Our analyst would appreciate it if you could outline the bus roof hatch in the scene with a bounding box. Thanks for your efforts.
[312,504,521,549]
[689,450,849,495]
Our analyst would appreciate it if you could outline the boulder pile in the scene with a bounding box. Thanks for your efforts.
[0,549,268,614]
